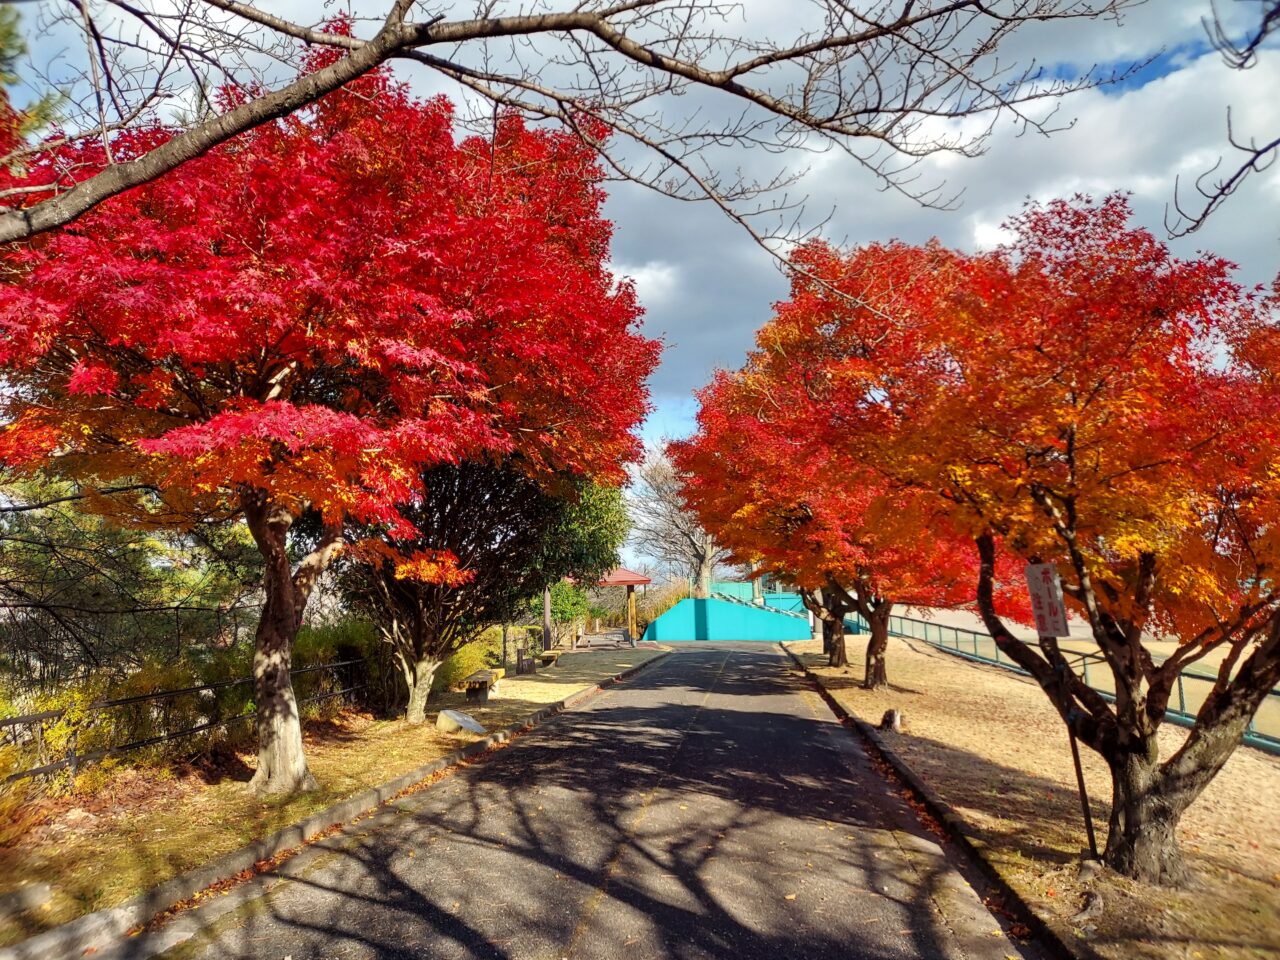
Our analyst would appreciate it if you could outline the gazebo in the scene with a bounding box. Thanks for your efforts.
[597,567,652,642]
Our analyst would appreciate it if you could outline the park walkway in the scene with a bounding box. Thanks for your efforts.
[155,646,1038,960]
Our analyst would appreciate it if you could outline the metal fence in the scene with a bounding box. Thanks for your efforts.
[844,611,1280,756]
[1,658,368,782]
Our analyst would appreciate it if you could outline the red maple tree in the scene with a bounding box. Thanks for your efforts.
[0,58,658,793]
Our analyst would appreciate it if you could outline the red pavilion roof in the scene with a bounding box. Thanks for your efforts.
[597,567,652,587]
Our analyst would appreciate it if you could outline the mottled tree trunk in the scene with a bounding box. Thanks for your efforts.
[246,515,316,796]
[973,532,1280,887]
[1104,738,1186,885]
[242,495,340,796]
[404,656,442,725]
[864,613,890,690]
[1103,707,1256,885]
[694,553,715,599]
[250,599,315,795]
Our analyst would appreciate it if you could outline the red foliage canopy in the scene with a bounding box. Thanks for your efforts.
[0,62,658,533]
[0,58,659,793]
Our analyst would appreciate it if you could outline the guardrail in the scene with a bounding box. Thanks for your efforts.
[844,611,1280,756]
[1,658,368,782]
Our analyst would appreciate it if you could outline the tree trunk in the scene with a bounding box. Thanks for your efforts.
[1104,739,1188,885]
[404,657,442,725]
[825,616,848,668]
[694,553,714,599]
[248,559,316,795]
[972,533,1280,887]
[542,585,553,652]
[864,614,889,690]
[242,495,337,796]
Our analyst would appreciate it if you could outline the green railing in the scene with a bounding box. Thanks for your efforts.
[844,611,1280,756]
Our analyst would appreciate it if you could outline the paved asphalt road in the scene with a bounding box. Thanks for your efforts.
[157,645,1042,960]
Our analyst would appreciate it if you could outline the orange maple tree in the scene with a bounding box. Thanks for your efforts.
[682,197,1280,884]
[0,57,657,793]
[893,195,1280,883]
[674,241,1001,685]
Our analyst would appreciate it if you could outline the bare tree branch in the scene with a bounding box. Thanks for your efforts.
[2,0,1140,244]
[628,443,728,595]
[1166,0,1279,235]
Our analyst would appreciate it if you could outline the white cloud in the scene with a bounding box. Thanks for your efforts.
[970,218,1015,251]
[613,260,683,312]
[608,30,1280,431]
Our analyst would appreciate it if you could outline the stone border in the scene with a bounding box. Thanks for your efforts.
[780,642,1100,960]
[1,649,671,960]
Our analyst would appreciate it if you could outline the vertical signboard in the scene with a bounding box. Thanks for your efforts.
[1025,563,1070,637]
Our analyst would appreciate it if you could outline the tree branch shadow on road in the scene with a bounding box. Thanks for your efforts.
[144,648,1023,960]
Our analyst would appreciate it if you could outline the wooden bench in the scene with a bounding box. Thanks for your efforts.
[461,668,505,703]
[539,650,562,667]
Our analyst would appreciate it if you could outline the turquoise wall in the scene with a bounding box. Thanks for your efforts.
[710,584,806,613]
[710,581,755,601]
[763,592,806,613]
[643,598,812,643]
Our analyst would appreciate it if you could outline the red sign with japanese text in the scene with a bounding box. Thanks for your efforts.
[1024,563,1070,637]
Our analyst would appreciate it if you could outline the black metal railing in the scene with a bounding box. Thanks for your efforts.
[845,611,1280,755]
[2,658,368,782]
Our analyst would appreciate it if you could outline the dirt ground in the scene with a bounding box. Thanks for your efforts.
[789,636,1280,960]
[0,647,665,947]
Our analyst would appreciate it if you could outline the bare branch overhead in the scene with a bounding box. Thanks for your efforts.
[1167,0,1279,235]
[4,0,1141,244]
[628,443,729,593]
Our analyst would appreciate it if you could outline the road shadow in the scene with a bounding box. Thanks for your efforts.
[163,647,1022,960]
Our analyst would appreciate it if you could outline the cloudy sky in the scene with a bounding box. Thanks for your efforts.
[594,1,1280,444]
[22,1,1280,446]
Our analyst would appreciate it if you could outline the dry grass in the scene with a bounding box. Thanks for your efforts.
[789,636,1280,960]
[0,646,665,948]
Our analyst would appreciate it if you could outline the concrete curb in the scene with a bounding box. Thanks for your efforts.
[779,643,1100,960]
[1,649,672,960]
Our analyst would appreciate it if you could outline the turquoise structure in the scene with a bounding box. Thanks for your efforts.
[642,597,811,643]
[708,580,756,602]
[762,592,806,613]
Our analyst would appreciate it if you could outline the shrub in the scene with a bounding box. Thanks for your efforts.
[0,617,403,795]
[294,619,397,717]
[0,744,34,847]
[432,628,503,692]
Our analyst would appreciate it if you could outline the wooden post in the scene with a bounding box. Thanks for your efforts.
[627,584,638,644]
[1064,702,1100,860]
[542,585,553,653]
[501,623,509,669]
